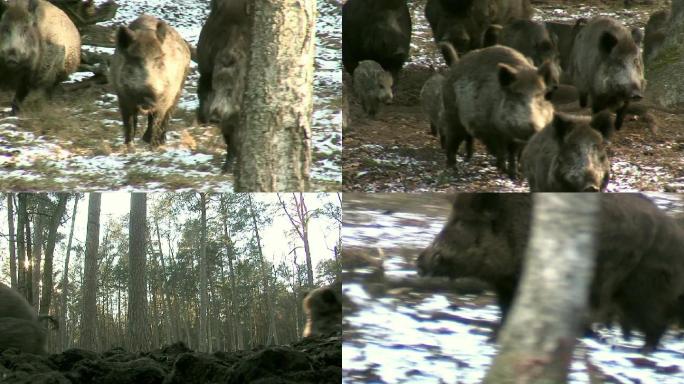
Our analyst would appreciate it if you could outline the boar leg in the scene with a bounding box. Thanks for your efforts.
[121,107,137,144]
[197,73,212,124]
[579,92,588,108]
[10,82,31,116]
[143,112,166,147]
[221,114,239,172]
[614,101,629,130]
[506,142,519,180]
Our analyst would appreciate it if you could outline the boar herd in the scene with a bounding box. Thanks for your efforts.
[0,0,252,171]
[342,0,659,192]
[417,194,684,351]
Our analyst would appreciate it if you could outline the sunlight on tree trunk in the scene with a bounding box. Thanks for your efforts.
[6,194,17,289]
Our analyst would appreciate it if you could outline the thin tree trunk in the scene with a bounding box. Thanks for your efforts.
[484,194,599,384]
[128,192,150,351]
[16,194,26,297]
[25,204,33,305]
[154,218,177,344]
[60,196,79,351]
[235,0,316,191]
[40,194,69,319]
[81,193,101,351]
[278,193,314,287]
[198,193,209,352]
[221,195,241,350]
[32,196,45,311]
[248,195,278,345]
[7,194,17,288]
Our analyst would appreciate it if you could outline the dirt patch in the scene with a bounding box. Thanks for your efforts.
[343,0,684,192]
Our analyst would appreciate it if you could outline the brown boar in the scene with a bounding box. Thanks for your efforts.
[109,14,190,147]
[302,282,342,338]
[0,0,81,114]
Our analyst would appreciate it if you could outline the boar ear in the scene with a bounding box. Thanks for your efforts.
[599,31,618,54]
[116,26,135,50]
[498,63,518,87]
[552,113,572,143]
[156,21,168,43]
[590,111,614,139]
[320,289,338,305]
[631,27,643,46]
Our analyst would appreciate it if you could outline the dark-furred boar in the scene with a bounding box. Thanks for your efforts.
[0,283,37,322]
[109,14,190,147]
[521,111,613,192]
[342,0,411,79]
[569,17,645,130]
[417,193,684,351]
[0,317,46,354]
[0,0,80,114]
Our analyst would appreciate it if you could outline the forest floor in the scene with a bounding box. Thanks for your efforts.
[0,334,341,384]
[343,0,684,192]
[0,0,342,191]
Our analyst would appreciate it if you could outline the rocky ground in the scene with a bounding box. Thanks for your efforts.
[0,335,341,384]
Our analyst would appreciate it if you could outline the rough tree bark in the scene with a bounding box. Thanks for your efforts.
[484,194,600,384]
[60,196,80,351]
[128,193,150,351]
[81,193,101,351]
[235,0,316,191]
[7,194,17,289]
[645,0,684,109]
[220,195,241,350]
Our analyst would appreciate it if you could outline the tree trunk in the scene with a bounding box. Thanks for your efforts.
[81,193,101,351]
[16,194,27,297]
[60,196,79,351]
[7,194,17,288]
[484,194,599,384]
[154,218,179,344]
[25,202,33,305]
[128,192,150,351]
[32,196,46,311]
[247,195,278,345]
[40,194,69,319]
[197,193,209,352]
[278,193,314,287]
[221,199,241,350]
[235,0,316,191]
[645,0,684,109]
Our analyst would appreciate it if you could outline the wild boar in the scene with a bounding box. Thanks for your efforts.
[0,0,80,114]
[302,282,342,338]
[109,14,190,147]
[417,193,684,351]
[0,317,47,354]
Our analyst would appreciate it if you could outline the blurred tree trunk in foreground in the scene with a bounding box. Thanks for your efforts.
[60,196,80,351]
[235,0,316,191]
[484,194,599,384]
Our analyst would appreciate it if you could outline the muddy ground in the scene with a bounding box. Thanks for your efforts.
[0,0,341,192]
[0,335,341,384]
[343,0,684,192]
